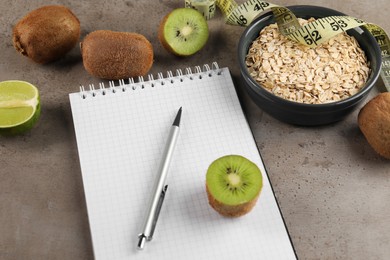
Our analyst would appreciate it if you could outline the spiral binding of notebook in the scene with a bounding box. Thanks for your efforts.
[79,62,222,99]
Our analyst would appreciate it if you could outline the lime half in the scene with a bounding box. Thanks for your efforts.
[0,80,40,135]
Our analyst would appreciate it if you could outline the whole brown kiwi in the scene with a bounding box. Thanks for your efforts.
[358,92,390,159]
[13,5,80,64]
[80,30,153,80]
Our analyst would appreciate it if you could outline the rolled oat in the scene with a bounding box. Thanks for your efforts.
[246,18,370,104]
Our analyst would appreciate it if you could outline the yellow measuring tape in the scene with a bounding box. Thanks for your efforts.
[184,0,390,92]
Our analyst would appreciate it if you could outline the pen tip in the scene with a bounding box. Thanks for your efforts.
[173,107,182,126]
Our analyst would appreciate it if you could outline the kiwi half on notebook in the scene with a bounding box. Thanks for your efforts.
[206,155,263,217]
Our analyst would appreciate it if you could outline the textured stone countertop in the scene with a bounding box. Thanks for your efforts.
[1,0,389,259]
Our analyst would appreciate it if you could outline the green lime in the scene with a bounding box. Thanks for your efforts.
[0,80,40,135]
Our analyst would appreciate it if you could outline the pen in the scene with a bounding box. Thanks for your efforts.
[137,107,182,250]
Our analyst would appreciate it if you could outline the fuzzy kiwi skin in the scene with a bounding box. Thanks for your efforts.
[81,30,154,80]
[158,14,177,56]
[206,184,260,217]
[358,92,390,159]
[12,5,80,64]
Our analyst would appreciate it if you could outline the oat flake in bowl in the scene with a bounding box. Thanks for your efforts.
[246,18,371,104]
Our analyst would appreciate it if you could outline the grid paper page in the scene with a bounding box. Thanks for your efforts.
[69,67,296,260]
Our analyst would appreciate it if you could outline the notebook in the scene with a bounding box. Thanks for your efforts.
[69,62,296,259]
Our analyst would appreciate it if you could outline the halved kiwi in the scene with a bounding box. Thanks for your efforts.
[206,155,263,217]
[158,8,209,56]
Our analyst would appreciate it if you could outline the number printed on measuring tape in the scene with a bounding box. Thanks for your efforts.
[184,0,390,91]
[285,16,368,47]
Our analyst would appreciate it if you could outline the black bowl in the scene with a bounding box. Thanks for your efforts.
[238,5,382,126]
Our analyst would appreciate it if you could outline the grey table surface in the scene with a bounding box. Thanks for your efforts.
[1,0,389,259]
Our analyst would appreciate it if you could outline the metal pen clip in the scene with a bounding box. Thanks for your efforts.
[149,185,168,239]
[137,185,168,249]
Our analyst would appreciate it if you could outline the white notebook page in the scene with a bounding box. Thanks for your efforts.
[69,66,296,259]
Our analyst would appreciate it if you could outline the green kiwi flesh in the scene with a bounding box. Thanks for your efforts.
[206,155,263,216]
[159,8,209,56]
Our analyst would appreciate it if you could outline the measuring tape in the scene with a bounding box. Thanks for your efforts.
[184,0,390,92]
